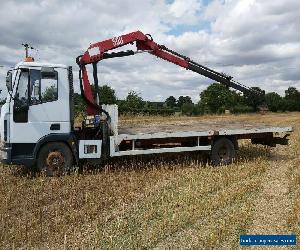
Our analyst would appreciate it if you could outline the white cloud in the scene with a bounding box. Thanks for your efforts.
[168,0,202,23]
[0,0,299,102]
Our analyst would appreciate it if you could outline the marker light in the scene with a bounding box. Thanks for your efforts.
[24,57,34,62]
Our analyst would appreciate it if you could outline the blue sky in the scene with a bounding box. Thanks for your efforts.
[166,0,211,36]
[167,22,210,36]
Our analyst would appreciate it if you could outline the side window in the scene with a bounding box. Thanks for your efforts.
[41,70,58,102]
[16,70,29,100]
[29,68,58,104]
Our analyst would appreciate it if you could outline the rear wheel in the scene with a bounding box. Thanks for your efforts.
[37,142,73,176]
[210,137,235,166]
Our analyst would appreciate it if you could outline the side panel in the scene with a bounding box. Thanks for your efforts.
[102,104,118,135]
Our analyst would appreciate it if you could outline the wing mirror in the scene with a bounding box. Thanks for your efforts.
[6,71,12,92]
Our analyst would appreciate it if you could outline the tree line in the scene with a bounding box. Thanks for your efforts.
[74,83,300,116]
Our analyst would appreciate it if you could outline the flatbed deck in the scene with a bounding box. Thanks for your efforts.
[101,106,293,158]
[118,120,291,135]
[107,120,293,157]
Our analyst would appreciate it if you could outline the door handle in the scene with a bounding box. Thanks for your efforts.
[50,123,60,130]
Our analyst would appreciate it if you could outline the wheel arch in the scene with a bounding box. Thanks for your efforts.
[34,133,78,164]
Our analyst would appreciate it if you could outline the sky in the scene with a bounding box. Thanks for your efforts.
[0,0,300,102]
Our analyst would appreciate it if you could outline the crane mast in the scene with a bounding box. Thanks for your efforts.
[76,31,262,115]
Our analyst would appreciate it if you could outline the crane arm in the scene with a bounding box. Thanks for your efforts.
[77,31,261,115]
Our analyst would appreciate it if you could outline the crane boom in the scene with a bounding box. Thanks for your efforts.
[77,31,261,115]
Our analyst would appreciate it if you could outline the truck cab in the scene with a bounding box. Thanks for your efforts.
[0,61,75,169]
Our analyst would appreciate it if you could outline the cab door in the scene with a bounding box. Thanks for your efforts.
[10,67,71,145]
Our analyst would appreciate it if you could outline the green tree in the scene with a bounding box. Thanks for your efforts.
[42,85,57,102]
[165,96,176,108]
[199,83,236,113]
[91,84,117,104]
[73,93,86,117]
[243,87,265,111]
[284,87,300,111]
[99,85,117,104]
[285,87,300,100]
[125,91,144,109]
[181,102,194,116]
[265,92,282,112]
[177,96,193,108]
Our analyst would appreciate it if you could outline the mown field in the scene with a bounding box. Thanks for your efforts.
[0,112,299,249]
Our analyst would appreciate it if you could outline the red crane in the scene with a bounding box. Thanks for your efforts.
[76,31,261,115]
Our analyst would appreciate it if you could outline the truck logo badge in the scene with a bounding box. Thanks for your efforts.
[112,36,124,46]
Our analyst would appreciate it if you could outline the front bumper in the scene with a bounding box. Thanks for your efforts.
[0,144,35,166]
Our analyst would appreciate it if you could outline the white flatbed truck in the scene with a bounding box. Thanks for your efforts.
[0,31,293,176]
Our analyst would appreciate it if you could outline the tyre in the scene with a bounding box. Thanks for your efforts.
[37,142,73,176]
[210,137,236,166]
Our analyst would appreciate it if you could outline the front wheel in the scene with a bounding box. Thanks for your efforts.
[210,137,236,166]
[37,142,73,176]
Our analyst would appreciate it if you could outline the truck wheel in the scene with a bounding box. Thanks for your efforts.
[211,137,235,166]
[37,142,73,176]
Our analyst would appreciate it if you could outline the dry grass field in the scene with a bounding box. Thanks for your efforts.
[0,112,299,249]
